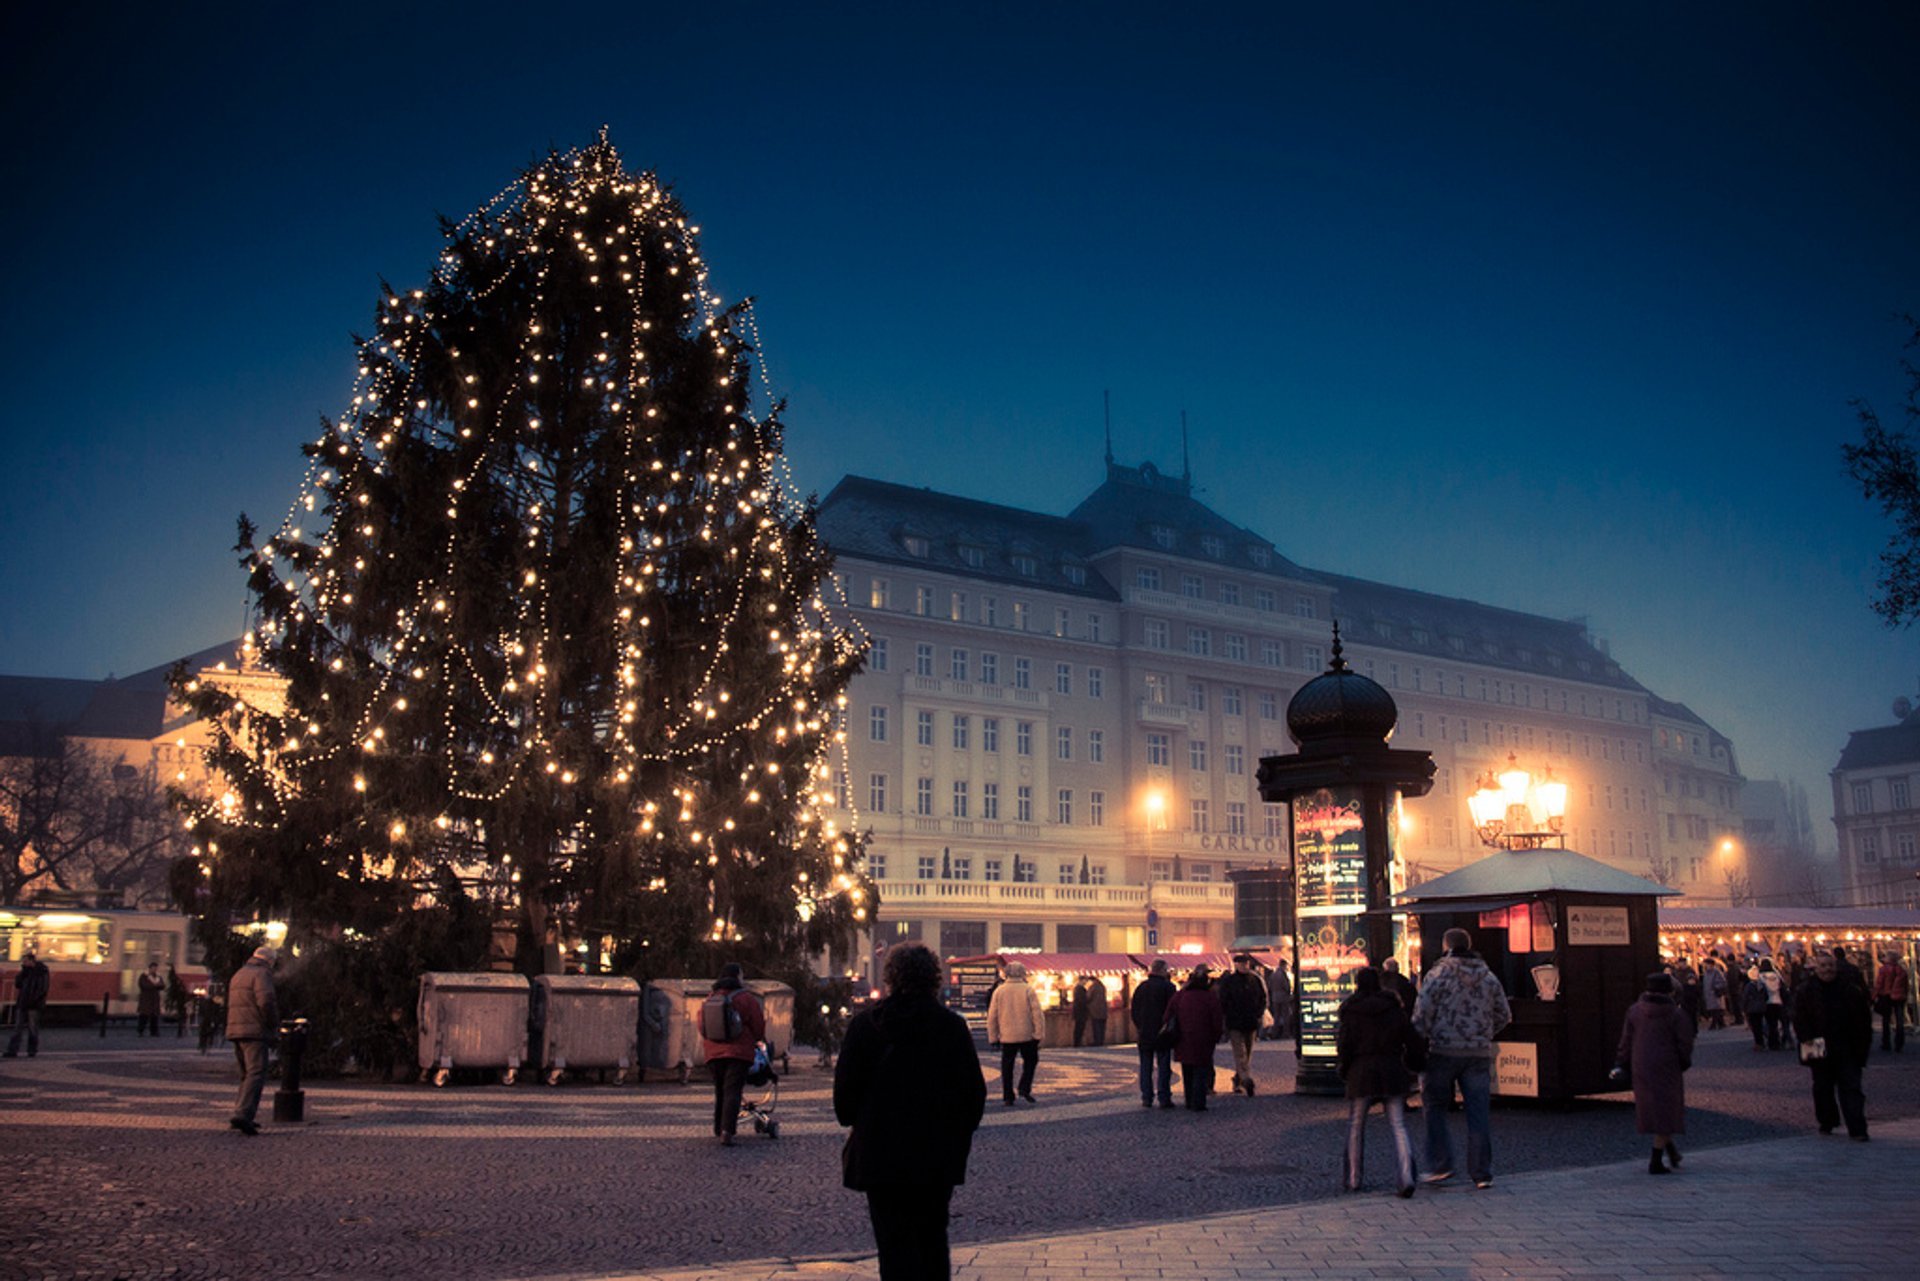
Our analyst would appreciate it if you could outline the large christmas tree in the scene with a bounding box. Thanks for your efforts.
[175,134,870,977]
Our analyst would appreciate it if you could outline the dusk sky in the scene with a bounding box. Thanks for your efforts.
[4,3,1917,853]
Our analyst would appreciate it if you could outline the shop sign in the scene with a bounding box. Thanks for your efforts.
[1567,905,1631,946]
[1492,1041,1538,1097]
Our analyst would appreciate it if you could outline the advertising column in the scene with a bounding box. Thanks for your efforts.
[1292,786,1375,1092]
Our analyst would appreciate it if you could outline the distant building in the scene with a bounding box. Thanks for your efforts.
[1738,779,1827,906]
[818,461,1746,968]
[1831,700,1920,908]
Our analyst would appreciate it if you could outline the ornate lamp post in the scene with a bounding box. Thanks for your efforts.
[1467,754,1569,849]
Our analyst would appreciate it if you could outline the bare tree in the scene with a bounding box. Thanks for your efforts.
[0,725,183,907]
[1842,316,1920,626]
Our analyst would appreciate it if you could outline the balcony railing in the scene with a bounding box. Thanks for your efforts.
[907,675,1048,709]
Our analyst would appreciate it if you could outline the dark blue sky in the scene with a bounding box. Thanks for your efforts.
[4,3,1917,850]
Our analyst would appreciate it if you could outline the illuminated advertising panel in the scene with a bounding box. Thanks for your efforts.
[1292,786,1371,1068]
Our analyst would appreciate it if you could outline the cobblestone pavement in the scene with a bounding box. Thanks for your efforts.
[2,1024,1915,1280]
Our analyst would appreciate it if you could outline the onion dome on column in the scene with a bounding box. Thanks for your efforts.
[1286,622,1400,754]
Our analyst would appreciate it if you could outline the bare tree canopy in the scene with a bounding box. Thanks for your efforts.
[1842,317,1920,627]
[0,725,183,906]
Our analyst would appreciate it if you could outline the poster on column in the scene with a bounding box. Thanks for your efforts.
[1292,786,1370,1066]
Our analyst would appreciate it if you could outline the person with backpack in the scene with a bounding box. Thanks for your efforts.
[701,962,766,1146]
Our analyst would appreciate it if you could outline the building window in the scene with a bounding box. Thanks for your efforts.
[982,718,1000,753]
[1055,607,1070,637]
[950,649,968,681]
[1087,613,1103,642]
[869,579,891,609]
[833,770,850,808]
[1303,644,1324,670]
[1144,672,1170,704]
[1201,535,1224,559]
[915,586,933,616]
[1254,588,1276,612]
[1016,721,1033,755]
[1188,862,1213,883]
[1250,546,1271,568]
[1226,802,1247,835]
[1261,639,1284,667]
[1056,663,1073,695]
[1859,832,1878,863]
[1014,657,1031,689]
[1089,791,1105,826]
[1220,582,1241,607]
[1057,726,1073,760]
[1293,596,1317,619]
[1012,553,1037,577]
[1187,628,1212,657]
[951,855,972,880]
[1087,667,1104,698]
[915,778,933,816]
[1222,686,1243,716]
[980,653,998,685]
[1057,862,1078,885]
[950,591,967,622]
[1151,525,1176,549]
[983,597,998,626]
[868,774,888,812]
[903,535,930,558]
[1188,680,1207,712]
[1898,832,1916,862]
[1089,860,1108,884]
[1266,804,1286,836]
[1225,633,1247,662]
[1147,732,1171,767]
[1190,740,1209,772]
[1189,800,1211,833]
[982,782,999,819]
[1259,692,1279,720]
[1894,779,1911,810]
[1225,744,1245,776]
[1853,783,1873,814]
[870,637,888,672]
[959,545,984,569]
[1063,564,1086,586]
[915,643,934,677]
[1137,567,1162,591]
[1182,574,1204,599]
[952,715,970,750]
[916,710,934,747]
[868,853,888,880]
[1057,789,1073,824]
[869,706,888,741]
[952,781,969,818]
[1146,619,1170,649]
[917,854,937,879]
[1016,785,1033,822]
[1013,601,1029,631]
[1088,729,1104,763]
[983,858,1002,883]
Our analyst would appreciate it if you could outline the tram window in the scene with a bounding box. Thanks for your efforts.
[0,913,110,965]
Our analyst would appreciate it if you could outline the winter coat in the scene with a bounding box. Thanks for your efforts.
[986,979,1044,1045]
[1070,983,1090,1023]
[1616,992,1694,1135]
[1412,954,1512,1058]
[834,991,986,1191]
[1700,966,1727,1013]
[1165,984,1224,1066]
[1086,979,1108,1021]
[1792,976,1873,1065]
[1215,970,1268,1032]
[1381,970,1416,1013]
[12,959,50,1010]
[224,957,279,1041]
[1130,974,1176,1043]
[1874,961,1909,1005]
[699,979,767,1063]
[1336,991,1418,1100]
[137,971,164,1017]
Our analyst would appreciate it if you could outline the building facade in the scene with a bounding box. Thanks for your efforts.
[1832,701,1920,908]
[818,462,1745,971]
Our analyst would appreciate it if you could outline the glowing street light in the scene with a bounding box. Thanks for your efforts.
[1467,753,1568,849]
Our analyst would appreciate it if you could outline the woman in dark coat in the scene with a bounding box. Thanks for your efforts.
[835,943,987,1279]
[1336,967,1421,1196]
[1616,971,1697,1174]
[1165,965,1226,1111]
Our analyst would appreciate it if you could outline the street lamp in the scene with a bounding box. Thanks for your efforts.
[1467,754,1568,849]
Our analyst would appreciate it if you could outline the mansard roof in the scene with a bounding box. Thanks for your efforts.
[817,477,1120,599]
[0,640,243,751]
[1067,462,1310,579]
[1835,708,1920,772]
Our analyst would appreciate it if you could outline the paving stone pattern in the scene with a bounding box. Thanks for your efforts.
[1,1026,1914,1280]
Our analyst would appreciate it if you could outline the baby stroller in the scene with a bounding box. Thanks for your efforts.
[738,1044,781,1139]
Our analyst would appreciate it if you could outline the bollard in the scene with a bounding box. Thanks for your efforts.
[273,1018,309,1122]
[100,991,110,1039]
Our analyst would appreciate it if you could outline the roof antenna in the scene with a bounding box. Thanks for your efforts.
[1181,410,1191,485]
[1103,390,1114,467]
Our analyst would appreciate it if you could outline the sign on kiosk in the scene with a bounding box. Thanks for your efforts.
[1566,905,1631,946]
[1493,1041,1539,1097]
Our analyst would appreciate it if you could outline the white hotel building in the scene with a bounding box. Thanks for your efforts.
[817,461,1744,965]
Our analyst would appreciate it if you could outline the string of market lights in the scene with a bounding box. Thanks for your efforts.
[181,132,876,926]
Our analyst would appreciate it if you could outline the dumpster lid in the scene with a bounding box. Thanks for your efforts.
[420,971,530,992]
[533,975,641,994]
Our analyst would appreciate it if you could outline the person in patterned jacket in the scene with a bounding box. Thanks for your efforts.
[1412,928,1512,1190]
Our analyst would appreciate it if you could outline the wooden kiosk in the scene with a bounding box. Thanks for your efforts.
[1398,848,1675,1102]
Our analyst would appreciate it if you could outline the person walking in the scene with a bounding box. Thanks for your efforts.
[1872,951,1907,1053]
[1130,959,1177,1108]
[1070,977,1090,1047]
[4,950,51,1058]
[1337,967,1422,1197]
[1726,960,1748,1028]
[225,945,278,1135]
[1793,951,1874,1140]
[835,943,986,1281]
[137,961,165,1037]
[1216,954,1268,1097]
[700,962,766,1146]
[1413,928,1512,1189]
[1165,964,1226,1112]
[1087,976,1109,1046]
[1830,945,1868,995]
[1267,957,1294,1040]
[1700,958,1728,1031]
[1380,957,1416,1014]
[1746,959,1784,1050]
[1615,972,1696,1175]
[986,961,1043,1106]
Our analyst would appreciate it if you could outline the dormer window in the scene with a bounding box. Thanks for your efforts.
[1372,621,1392,639]
[1062,564,1086,586]
[1011,553,1038,577]
[1200,534,1224,559]
[1248,546,1271,569]
[902,534,930,558]
[958,545,985,569]
[1149,525,1176,549]
[1481,641,1499,658]
[1447,636,1466,653]
[1410,628,1429,645]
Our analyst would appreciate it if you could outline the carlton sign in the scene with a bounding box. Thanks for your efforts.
[1196,834,1287,854]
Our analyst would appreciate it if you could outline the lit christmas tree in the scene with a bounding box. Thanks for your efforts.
[175,133,870,976]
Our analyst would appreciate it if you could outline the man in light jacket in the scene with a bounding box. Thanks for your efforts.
[986,961,1044,1106]
[226,945,279,1135]
[1413,928,1512,1189]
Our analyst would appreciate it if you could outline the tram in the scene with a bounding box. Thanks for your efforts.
[0,906,211,1018]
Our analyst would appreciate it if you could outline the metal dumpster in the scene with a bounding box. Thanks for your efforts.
[532,974,640,1085]
[640,979,795,1082]
[417,972,529,1086]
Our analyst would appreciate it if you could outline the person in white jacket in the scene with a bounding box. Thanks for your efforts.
[987,962,1045,1106]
